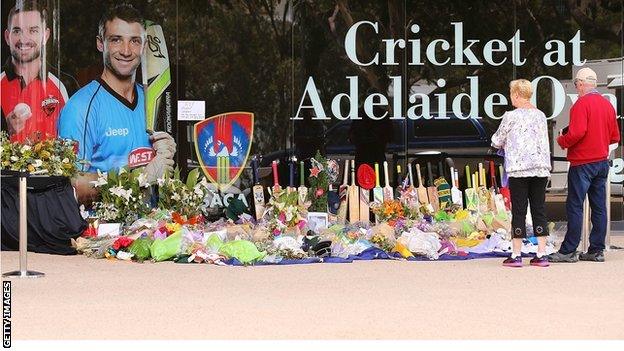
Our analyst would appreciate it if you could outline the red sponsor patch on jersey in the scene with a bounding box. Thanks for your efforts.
[128,147,155,168]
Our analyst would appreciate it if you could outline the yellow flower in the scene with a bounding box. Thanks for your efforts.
[39,150,51,160]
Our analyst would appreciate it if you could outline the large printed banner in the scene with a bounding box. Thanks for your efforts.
[194,112,254,191]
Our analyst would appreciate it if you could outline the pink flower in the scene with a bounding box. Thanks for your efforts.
[315,188,324,197]
[273,229,282,236]
[278,212,286,223]
[297,220,307,230]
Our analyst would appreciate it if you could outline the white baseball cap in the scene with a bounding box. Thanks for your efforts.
[575,67,598,85]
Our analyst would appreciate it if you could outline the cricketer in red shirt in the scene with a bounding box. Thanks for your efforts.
[1,6,68,143]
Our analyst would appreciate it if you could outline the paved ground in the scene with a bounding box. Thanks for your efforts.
[2,236,624,340]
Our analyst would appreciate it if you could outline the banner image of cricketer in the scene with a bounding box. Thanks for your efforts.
[1,0,68,143]
[58,3,176,205]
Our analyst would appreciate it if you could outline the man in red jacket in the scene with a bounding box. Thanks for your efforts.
[548,67,621,263]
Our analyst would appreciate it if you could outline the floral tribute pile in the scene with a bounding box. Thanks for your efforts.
[1,131,79,177]
[73,153,556,265]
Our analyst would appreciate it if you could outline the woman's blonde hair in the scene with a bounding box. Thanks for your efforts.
[509,79,533,99]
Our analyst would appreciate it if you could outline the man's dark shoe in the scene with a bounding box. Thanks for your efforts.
[546,251,579,263]
[579,251,605,262]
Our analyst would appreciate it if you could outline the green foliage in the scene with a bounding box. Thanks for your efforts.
[307,150,329,212]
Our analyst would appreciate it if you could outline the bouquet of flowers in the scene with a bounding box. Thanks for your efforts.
[371,200,407,225]
[1,131,79,177]
[265,190,307,236]
[157,168,211,218]
[92,167,151,224]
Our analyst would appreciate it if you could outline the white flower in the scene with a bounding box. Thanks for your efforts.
[10,156,18,162]
[62,157,69,163]
[157,177,166,187]
[171,193,181,202]
[109,186,133,202]
[137,172,150,188]
[194,186,205,196]
[20,145,31,153]
[90,172,108,187]
[32,159,43,168]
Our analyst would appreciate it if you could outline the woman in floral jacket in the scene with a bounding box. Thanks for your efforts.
[491,79,551,268]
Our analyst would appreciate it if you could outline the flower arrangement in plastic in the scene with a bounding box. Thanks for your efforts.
[265,190,307,236]
[371,199,407,226]
[157,167,211,218]
[1,131,79,177]
[369,232,394,252]
[91,167,151,224]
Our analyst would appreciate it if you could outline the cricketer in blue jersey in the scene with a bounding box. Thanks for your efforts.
[58,4,175,205]
[58,78,151,172]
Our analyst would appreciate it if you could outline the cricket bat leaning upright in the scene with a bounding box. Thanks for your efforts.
[464,165,477,211]
[271,160,281,196]
[407,162,418,206]
[453,169,464,208]
[336,159,350,224]
[287,158,295,194]
[427,162,439,211]
[416,163,428,205]
[359,178,370,225]
[251,156,265,221]
[373,163,384,223]
[450,166,463,208]
[348,160,360,223]
[382,161,393,201]
[395,164,403,198]
[298,161,308,207]
[477,163,490,212]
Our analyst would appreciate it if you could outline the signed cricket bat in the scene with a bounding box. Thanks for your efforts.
[359,181,370,225]
[416,163,428,205]
[450,166,463,208]
[477,163,489,212]
[337,159,350,224]
[373,163,384,204]
[348,160,360,223]
[251,156,265,221]
[464,165,477,211]
[427,162,439,211]
[382,161,393,201]
[298,161,308,207]
[271,160,281,196]
[406,162,418,206]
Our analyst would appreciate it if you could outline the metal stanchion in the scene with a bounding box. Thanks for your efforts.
[2,173,45,278]
[581,196,590,253]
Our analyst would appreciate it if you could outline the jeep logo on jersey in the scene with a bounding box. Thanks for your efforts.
[105,127,130,137]
[194,112,254,190]
[128,147,155,168]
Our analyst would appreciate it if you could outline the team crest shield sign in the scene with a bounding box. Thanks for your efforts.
[194,112,254,190]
